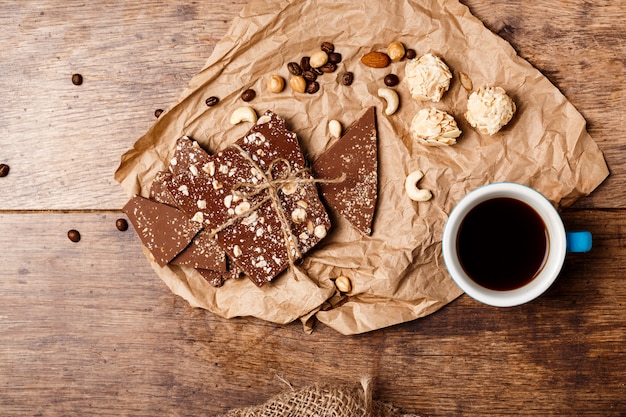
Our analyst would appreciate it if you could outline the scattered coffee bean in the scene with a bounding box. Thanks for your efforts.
[241,88,256,102]
[116,218,129,231]
[384,73,400,87]
[205,96,219,107]
[302,70,317,82]
[71,73,83,85]
[320,41,335,54]
[306,80,320,94]
[328,52,342,64]
[340,71,354,86]
[154,109,163,118]
[0,164,9,177]
[287,62,302,76]
[300,56,311,72]
[312,67,324,76]
[67,229,81,243]
[320,63,337,73]
[405,48,417,60]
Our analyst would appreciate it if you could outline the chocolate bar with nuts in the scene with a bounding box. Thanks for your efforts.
[312,106,378,235]
[166,111,331,286]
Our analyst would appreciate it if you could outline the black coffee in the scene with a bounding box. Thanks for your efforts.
[457,197,548,291]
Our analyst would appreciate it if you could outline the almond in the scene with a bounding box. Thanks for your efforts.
[360,51,391,68]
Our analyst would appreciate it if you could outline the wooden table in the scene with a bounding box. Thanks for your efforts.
[1,1,625,415]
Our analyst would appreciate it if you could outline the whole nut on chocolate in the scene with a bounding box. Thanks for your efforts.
[328,52,342,64]
[241,88,256,102]
[384,73,400,87]
[287,62,302,76]
[205,96,219,107]
[0,164,9,177]
[340,71,354,86]
[320,41,334,54]
[67,229,81,242]
[306,80,320,94]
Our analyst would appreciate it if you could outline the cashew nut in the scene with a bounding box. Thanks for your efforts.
[229,106,257,125]
[328,119,342,138]
[405,170,433,202]
[377,87,399,116]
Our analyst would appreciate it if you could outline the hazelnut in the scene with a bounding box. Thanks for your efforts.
[309,50,329,68]
[291,207,307,223]
[387,41,405,61]
[267,75,285,93]
[335,276,352,293]
[289,75,306,93]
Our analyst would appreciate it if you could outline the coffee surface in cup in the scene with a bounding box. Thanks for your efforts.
[457,197,548,291]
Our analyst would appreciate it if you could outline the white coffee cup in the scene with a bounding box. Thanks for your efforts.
[442,182,591,307]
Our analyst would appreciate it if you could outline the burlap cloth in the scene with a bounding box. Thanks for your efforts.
[218,378,423,417]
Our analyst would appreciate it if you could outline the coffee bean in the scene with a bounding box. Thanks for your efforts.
[306,80,320,94]
[205,96,219,107]
[340,71,354,86]
[320,42,335,54]
[312,67,324,76]
[116,218,129,232]
[287,62,302,76]
[71,73,83,85]
[67,229,81,242]
[302,70,317,82]
[300,56,311,72]
[328,52,342,64]
[405,48,417,60]
[241,88,256,102]
[320,63,337,73]
[0,164,9,178]
[384,73,400,87]
[154,109,163,118]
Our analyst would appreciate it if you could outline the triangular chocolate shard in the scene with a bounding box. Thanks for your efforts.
[122,195,203,266]
[312,107,378,235]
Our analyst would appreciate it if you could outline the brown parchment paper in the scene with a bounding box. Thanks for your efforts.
[114,0,609,335]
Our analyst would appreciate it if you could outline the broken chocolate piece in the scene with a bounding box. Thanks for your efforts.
[170,230,227,271]
[149,170,179,207]
[312,107,378,235]
[150,159,230,273]
[196,262,242,288]
[168,136,213,177]
[122,195,203,267]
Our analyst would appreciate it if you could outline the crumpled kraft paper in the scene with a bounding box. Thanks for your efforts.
[114,0,609,335]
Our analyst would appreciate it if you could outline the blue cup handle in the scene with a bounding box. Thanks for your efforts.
[566,231,592,253]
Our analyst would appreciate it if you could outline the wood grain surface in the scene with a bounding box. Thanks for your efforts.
[1,1,625,416]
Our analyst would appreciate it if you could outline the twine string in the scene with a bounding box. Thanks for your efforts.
[208,144,345,278]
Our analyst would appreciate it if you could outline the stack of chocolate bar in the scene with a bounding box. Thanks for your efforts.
[123,108,378,287]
